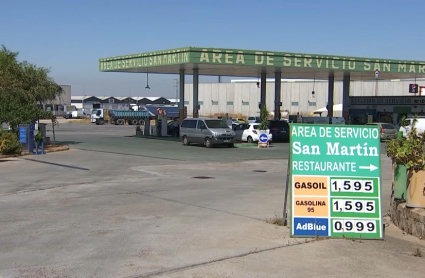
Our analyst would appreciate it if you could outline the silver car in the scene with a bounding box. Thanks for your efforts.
[366,122,397,141]
[180,118,236,148]
[247,116,260,124]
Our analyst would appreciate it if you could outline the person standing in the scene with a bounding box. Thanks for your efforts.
[172,119,179,137]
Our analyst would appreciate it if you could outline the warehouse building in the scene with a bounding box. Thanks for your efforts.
[182,78,425,119]
[70,96,174,110]
[71,78,425,125]
[41,85,72,116]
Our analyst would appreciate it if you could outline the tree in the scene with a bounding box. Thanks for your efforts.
[258,104,270,131]
[0,46,62,132]
[50,113,59,146]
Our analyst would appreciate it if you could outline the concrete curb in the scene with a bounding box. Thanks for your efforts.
[0,146,70,159]
[234,143,258,148]
[133,135,180,142]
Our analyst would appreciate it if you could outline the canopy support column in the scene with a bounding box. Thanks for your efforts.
[260,72,267,110]
[193,68,199,118]
[179,69,185,122]
[274,71,281,120]
[343,71,350,124]
[327,70,335,119]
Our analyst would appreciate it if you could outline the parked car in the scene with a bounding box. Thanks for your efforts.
[366,122,397,141]
[233,123,272,143]
[231,119,241,125]
[180,118,236,148]
[268,120,290,142]
[247,116,260,124]
[235,118,246,124]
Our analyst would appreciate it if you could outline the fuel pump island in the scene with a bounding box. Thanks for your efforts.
[290,124,383,239]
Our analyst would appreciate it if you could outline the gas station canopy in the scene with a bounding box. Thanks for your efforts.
[99,47,425,80]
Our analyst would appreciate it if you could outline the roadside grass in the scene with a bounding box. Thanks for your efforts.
[413,248,422,257]
[266,212,284,226]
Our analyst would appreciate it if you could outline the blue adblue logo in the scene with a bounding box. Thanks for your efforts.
[293,218,329,237]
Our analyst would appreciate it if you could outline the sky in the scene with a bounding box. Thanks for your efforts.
[1,0,425,98]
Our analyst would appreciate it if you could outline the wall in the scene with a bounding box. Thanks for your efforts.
[183,80,425,117]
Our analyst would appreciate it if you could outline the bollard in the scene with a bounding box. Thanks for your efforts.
[41,141,44,154]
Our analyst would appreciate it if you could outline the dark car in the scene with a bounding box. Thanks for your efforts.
[268,120,290,142]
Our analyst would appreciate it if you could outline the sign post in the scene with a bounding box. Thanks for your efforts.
[290,123,383,239]
[258,133,269,148]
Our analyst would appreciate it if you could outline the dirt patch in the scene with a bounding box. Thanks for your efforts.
[67,118,91,124]
[44,145,70,153]
[209,113,248,121]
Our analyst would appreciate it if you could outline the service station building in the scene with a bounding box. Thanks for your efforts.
[99,47,425,125]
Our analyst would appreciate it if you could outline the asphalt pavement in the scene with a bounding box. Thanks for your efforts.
[0,123,423,278]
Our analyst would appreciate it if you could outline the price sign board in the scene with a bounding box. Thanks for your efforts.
[290,124,383,239]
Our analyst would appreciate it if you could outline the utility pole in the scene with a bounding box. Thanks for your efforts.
[83,84,86,110]
[129,85,131,109]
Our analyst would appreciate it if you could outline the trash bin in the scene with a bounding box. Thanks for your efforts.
[38,123,48,144]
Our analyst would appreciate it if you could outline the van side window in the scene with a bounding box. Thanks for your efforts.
[181,120,189,128]
[197,121,206,129]
[187,120,197,129]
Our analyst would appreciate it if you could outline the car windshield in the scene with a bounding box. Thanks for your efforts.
[382,124,395,129]
[205,120,229,128]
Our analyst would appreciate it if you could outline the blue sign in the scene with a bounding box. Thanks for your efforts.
[259,133,268,143]
[293,217,329,237]
[19,127,27,143]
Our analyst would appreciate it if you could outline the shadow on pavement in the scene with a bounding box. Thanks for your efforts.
[70,147,186,161]
[56,141,83,146]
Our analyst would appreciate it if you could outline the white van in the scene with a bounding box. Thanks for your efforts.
[399,117,425,137]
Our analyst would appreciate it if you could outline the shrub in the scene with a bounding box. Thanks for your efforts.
[0,130,22,155]
[386,115,425,171]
